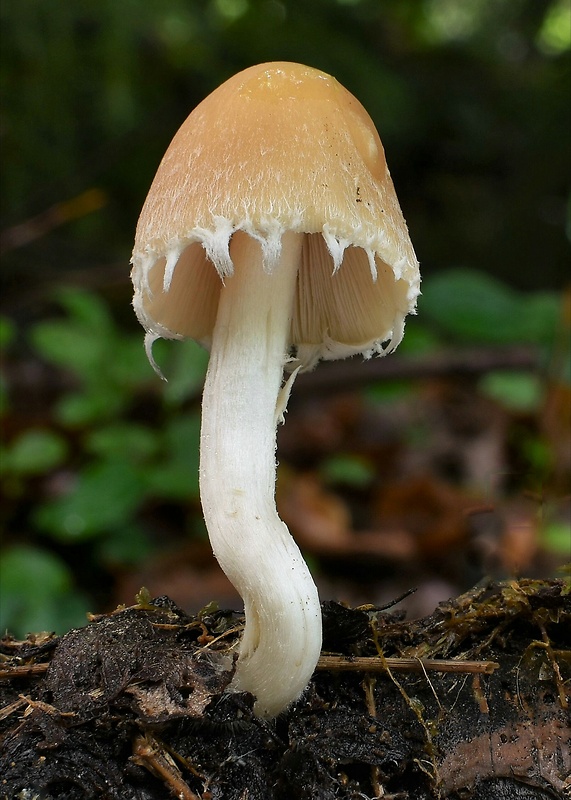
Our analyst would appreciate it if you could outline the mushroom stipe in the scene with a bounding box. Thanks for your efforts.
[131,62,420,718]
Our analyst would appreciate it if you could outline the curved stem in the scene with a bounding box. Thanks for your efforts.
[199,230,322,718]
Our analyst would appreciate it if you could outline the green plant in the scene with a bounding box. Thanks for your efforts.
[0,545,90,636]
[1,288,209,636]
[1,271,567,637]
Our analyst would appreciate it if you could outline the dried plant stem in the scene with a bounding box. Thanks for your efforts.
[317,655,499,674]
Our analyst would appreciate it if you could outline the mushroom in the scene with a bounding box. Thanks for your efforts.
[131,62,420,718]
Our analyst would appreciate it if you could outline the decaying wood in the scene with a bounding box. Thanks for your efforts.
[1,578,569,799]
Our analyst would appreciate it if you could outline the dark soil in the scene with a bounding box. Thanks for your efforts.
[1,578,569,800]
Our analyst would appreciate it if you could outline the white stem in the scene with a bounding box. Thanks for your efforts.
[199,230,322,718]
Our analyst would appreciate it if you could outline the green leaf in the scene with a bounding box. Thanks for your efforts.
[97,521,154,566]
[419,269,519,343]
[0,315,16,349]
[366,380,413,404]
[109,335,160,388]
[419,269,559,346]
[35,460,146,541]
[3,429,68,475]
[30,320,106,378]
[164,414,201,465]
[162,339,209,406]
[134,337,209,404]
[479,371,544,412]
[147,414,201,500]
[145,461,194,500]
[86,423,159,462]
[321,454,375,488]
[397,319,442,355]
[0,545,89,636]
[540,522,571,556]
[520,293,560,347]
[56,287,113,334]
[55,388,125,427]
[520,436,552,475]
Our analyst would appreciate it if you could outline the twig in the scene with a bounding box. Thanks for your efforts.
[0,662,49,679]
[20,695,76,719]
[294,345,541,397]
[317,655,499,674]
[0,697,27,722]
[0,189,106,255]
[132,734,202,800]
[362,675,384,797]
[530,624,568,710]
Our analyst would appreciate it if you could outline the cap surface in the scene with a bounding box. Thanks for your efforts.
[131,61,420,366]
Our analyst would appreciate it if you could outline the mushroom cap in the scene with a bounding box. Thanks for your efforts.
[131,61,420,368]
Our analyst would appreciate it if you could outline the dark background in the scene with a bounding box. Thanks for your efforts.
[1,0,569,636]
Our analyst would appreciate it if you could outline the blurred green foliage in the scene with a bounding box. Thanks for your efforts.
[0,545,90,635]
[0,0,569,635]
[1,289,209,634]
[1,273,567,635]
[419,269,561,347]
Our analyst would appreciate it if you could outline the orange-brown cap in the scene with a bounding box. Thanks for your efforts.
[131,62,420,368]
